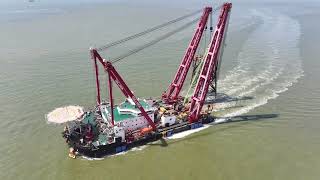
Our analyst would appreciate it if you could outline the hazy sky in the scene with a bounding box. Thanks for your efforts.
[0,0,318,7]
[0,0,315,4]
[0,0,108,4]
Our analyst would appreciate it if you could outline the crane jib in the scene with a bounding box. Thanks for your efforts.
[188,3,232,122]
[162,6,213,104]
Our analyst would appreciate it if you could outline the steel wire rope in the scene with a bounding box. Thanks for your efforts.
[110,17,200,64]
[96,5,222,52]
[109,5,222,65]
[96,9,202,51]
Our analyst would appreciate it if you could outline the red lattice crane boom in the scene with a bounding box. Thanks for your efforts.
[90,49,157,131]
[162,7,213,104]
[188,3,232,123]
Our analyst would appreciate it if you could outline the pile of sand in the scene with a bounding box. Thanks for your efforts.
[47,105,84,124]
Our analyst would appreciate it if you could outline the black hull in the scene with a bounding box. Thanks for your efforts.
[68,117,214,158]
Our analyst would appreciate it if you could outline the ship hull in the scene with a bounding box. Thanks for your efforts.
[65,116,214,158]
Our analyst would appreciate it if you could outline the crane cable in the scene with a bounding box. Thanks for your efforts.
[110,5,222,63]
[111,17,200,64]
[96,9,202,52]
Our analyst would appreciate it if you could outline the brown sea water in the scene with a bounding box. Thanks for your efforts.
[0,1,320,180]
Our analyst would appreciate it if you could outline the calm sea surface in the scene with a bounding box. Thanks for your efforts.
[0,1,320,180]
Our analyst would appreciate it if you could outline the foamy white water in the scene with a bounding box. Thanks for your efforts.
[46,105,84,124]
[167,125,211,140]
[214,9,303,118]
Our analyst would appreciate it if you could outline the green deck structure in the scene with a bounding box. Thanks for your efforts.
[82,112,96,126]
[102,99,151,122]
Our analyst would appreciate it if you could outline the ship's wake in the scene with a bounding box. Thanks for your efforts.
[211,9,303,118]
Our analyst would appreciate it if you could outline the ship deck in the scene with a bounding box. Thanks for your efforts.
[102,99,153,122]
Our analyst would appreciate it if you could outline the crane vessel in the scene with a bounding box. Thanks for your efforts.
[62,3,232,158]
